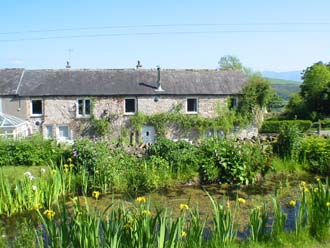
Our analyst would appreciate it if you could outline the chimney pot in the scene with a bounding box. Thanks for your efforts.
[66,61,71,69]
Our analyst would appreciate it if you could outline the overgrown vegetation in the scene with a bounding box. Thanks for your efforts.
[286,61,330,120]
[0,135,66,166]
[1,172,330,247]
[260,120,312,133]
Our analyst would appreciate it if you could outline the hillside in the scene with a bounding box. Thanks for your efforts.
[267,77,301,85]
[262,70,302,82]
[267,77,301,101]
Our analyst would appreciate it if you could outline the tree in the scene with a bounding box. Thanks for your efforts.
[287,61,330,119]
[286,93,307,119]
[300,62,330,117]
[218,55,253,75]
[238,73,275,122]
[218,55,244,71]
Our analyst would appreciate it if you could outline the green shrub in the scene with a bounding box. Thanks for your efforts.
[199,138,272,185]
[0,135,65,166]
[274,123,302,161]
[300,136,330,175]
[146,138,199,180]
[260,120,312,133]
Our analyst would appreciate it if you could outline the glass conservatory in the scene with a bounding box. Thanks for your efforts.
[0,112,32,139]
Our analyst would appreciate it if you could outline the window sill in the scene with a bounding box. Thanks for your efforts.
[31,114,43,117]
[186,112,198,115]
[76,115,91,119]
[124,112,136,116]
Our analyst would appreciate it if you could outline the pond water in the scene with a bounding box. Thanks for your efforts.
[1,172,310,242]
[88,172,308,233]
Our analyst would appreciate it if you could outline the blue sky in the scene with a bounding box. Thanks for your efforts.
[1,0,330,71]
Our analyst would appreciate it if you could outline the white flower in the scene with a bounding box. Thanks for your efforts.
[24,171,32,177]
[32,185,37,191]
[40,168,46,174]
[29,175,35,181]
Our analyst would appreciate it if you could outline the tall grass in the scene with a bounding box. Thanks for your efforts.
[3,160,330,247]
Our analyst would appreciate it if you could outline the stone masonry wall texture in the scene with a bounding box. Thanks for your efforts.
[24,95,256,142]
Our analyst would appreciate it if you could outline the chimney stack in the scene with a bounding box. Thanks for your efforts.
[155,66,164,91]
[66,61,71,69]
[136,60,142,69]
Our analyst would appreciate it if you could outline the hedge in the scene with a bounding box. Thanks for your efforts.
[300,136,330,175]
[260,120,312,133]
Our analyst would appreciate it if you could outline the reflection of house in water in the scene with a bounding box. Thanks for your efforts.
[0,66,252,142]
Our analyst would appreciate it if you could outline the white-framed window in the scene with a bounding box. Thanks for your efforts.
[186,98,198,113]
[77,98,91,117]
[58,125,70,140]
[45,125,53,139]
[124,98,136,114]
[31,99,43,116]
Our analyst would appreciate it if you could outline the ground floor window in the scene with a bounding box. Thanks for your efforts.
[58,125,70,140]
[45,125,53,139]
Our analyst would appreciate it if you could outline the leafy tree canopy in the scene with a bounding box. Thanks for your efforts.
[218,55,253,75]
[238,73,275,121]
[286,61,330,119]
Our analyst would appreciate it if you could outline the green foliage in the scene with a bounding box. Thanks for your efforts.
[271,83,300,101]
[272,198,287,237]
[274,123,302,161]
[238,73,276,121]
[90,117,110,136]
[146,138,199,180]
[285,93,308,119]
[0,135,65,166]
[199,138,272,185]
[218,55,252,75]
[208,193,236,246]
[218,55,244,71]
[260,120,312,133]
[131,104,246,138]
[307,179,330,240]
[287,61,330,119]
[249,203,268,241]
[300,136,330,175]
[301,62,330,117]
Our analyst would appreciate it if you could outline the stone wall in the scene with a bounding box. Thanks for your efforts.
[22,95,238,142]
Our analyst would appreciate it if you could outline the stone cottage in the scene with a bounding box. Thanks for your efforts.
[0,67,250,143]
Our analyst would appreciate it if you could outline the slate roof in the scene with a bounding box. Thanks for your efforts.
[1,69,247,97]
[0,69,24,96]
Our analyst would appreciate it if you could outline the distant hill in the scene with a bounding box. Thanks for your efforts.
[266,77,301,101]
[266,77,301,85]
[262,70,303,82]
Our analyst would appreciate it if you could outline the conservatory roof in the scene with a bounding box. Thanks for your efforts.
[0,112,28,127]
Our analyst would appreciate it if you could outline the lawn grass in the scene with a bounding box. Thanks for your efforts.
[0,165,42,181]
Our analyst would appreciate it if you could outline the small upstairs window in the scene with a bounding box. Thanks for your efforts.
[186,98,198,113]
[125,98,136,114]
[31,99,43,116]
[77,99,91,117]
